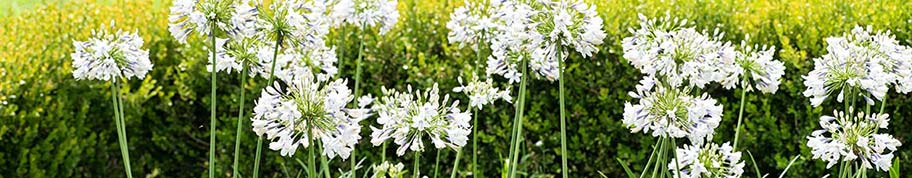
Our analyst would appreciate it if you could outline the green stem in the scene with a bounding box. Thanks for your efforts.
[671,138,682,178]
[354,25,367,166]
[508,57,529,178]
[451,149,463,178]
[233,66,248,177]
[308,128,317,178]
[733,88,748,149]
[637,137,660,178]
[111,80,133,178]
[254,33,284,178]
[471,108,478,178]
[321,149,331,178]
[434,149,441,178]
[557,45,569,178]
[414,151,421,178]
[209,30,218,178]
[650,137,667,178]
[879,95,887,114]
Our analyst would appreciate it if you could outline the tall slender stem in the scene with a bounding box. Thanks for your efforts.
[209,29,218,178]
[451,149,463,178]
[671,138,682,178]
[321,147,331,178]
[733,88,748,149]
[111,81,133,178]
[638,137,659,178]
[414,151,422,178]
[557,45,569,178]
[308,128,317,178]
[233,66,248,177]
[433,149,441,178]
[508,57,529,178]
[352,25,368,177]
[879,95,887,114]
[471,108,478,178]
[253,33,284,178]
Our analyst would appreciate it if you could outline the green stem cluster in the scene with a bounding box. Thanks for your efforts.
[111,80,134,178]
[507,57,529,178]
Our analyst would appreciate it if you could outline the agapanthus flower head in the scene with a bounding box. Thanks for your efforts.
[453,76,512,109]
[370,161,406,178]
[486,0,545,83]
[71,21,152,82]
[446,0,498,50]
[250,71,371,159]
[207,37,270,76]
[669,142,745,178]
[262,44,339,83]
[256,0,331,49]
[804,26,912,107]
[622,76,723,145]
[370,83,473,156]
[168,0,259,43]
[806,108,901,171]
[622,14,736,88]
[530,0,606,70]
[720,39,786,94]
[334,0,399,34]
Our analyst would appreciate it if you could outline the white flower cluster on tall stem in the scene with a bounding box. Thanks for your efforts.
[208,38,272,76]
[720,41,785,94]
[72,22,152,81]
[530,0,605,80]
[446,0,497,50]
[486,0,542,83]
[258,44,339,83]
[251,71,371,159]
[622,76,723,145]
[806,109,901,171]
[622,14,736,88]
[669,142,745,178]
[453,77,512,109]
[332,0,399,34]
[168,0,259,43]
[370,83,473,155]
[802,26,912,106]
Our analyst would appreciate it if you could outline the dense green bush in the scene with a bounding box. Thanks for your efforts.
[0,0,909,177]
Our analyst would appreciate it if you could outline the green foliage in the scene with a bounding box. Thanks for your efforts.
[0,0,910,177]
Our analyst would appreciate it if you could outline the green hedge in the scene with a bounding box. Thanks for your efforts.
[0,0,909,177]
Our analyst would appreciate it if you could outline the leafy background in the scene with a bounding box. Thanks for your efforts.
[0,0,909,177]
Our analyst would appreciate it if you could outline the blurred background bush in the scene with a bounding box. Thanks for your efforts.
[0,0,909,177]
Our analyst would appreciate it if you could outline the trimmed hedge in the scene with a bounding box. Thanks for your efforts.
[0,0,909,177]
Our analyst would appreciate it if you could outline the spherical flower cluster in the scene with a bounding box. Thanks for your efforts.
[446,0,497,50]
[258,44,339,83]
[806,109,901,171]
[256,0,332,49]
[334,0,400,34]
[669,142,745,178]
[251,72,371,159]
[720,41,786,94]
[803,26,912,107]
[168,0,259,43]
[621,14,736,88]
[453,77,512,109]
[370,83,472,156]
[531,0,606,76]
[71,22,152,82]
[370,161,406,178]
[207,37,271,76]
[622,76,723,145]
[486,0,543,83]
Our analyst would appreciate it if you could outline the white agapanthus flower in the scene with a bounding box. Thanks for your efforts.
[71,22,152,81]
[333,0,399,34]
[446,0,498,50]
[370,83,473,155]
[486,0,544,83]
[453,76,512,109]
[669,142,745,178]
[529,0,605,81]
[622,14,736,88]
[370,161,406,178]
[168,0,259,43]
[207,37,270,76]
[250,71,371,159]
[803,26,912,107]
[622,76,723,145]
[806,109,902,171]
[256,0,332,49]
[720,41,786,94]
[262,44,339,83]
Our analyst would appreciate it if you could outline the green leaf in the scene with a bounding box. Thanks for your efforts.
[890,158,900,178]
[746,151,762,178]
[615,158,637,178]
